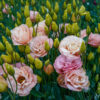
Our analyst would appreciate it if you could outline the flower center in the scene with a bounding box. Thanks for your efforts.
[17,76,25,84]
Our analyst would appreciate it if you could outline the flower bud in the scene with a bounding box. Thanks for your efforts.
[80,41,86,54]
[34,58,43,69]
[15,23,18,27]
[0,2,2,10]
[54,38,59,48]
[79,5,86,16]
[75,7,78,16]
[26,17,32,27]
[3,73,8,79]
[20,57,25,63]
[5,41,13,54]
[21,0,24,5]
[32,27,36,37]
[46,0,51,11]
[0,11,3,20]
[95,74,99,82]
[0,23,5,29]
[85,12,91,22]
[53,12,57,21]
[43,64,54,75]
[67,4,72,14]
[27,54,34,64]
[5,63,15,76]
[1,54,12,64]
[54,2,59,14]
[66,24,72,34]
[30,64,34,70]
[17,12,21,19]
[0,76,8,92]
[86,25,91,35]
[2,36,7,45]
[97,87,100,94]
[45,41,50,52]
[37,75,42,83]
[2,0,5,7]
[71,13,76,22]
[98,23,100,33]
[10,0,14,6]
[25,45,31,54]
[17,18,21,25]
[45,59,50,67]
[45,13,52,26]
[72,23,80,34]
[52,21,58,32]
[95,27,98,33]
[24,5,30,18]
[18,45,25,53]
[6,27,11,37]
[63,2,67,9]
[26,0,29,6]
[92,64,96,73]
[97,46,100,54]
[41,6,46,15]
[87,52,94,61]
[0,42,5,51]
[0,57,3,65]
[31,0,35,6]
[62,12,67,22]
[13,52,20,62]
[73,0,76,8]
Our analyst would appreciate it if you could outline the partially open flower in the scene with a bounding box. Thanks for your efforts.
[80,29,87,38]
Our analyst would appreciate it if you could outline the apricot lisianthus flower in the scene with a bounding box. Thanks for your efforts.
[80,29,87,38]
[59,36,84,58]
[7,66,37,96]
[88,33,100,47]
[29,36,53,58]
[54,55,82,74]
[11,24,33,45]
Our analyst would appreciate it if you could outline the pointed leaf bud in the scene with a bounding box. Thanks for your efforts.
[45,13,52,26]
[95,27,98,33]
[86,25,91,35]
[36,13,41,23]
[67,4,72,14]
[34,58,43,69]
[46,0,51,11]
[52,21,58,32]
[79,5,86,16]
[18,45,25,53]
[0,57,3,65]
[45,41,50,52]
[73,0,76,8]
[25,45,31,54]
[63,2,67,9]
[80,41,86,54]
[30,64,34,70]
[87,52,94,61]
[66,24,72,34]
[6,27,11,37]
[97,46,100,54]
[54,38,59,48]
[54,2,59,14]
[92,64,96,73]
[26,17,32,27]
[20,57,25,63]
[17,18,21,25]
[85,12,91,22]
[0,23,5,29]
[17,12,21,19]
[13,52,20,62]
[95,74,99,82]
[62,12,67,22]
[21,0,24,5]
[5,63,15,76]
[72,23,80,34]
[44,26,49,35]
[31,0,35,6]
[53,12,57,21]
[45,59,50,67]
[27,54,34,64]
[32,27,36,37]
[0,42,5,51]
[37,75,42,83]
[98,23,100,33]
[2,36,7,45]
[41,6,46,15]
[24,5,30,18]
[71,13,76,22]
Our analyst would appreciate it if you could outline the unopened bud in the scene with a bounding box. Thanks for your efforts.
[98,23,100,33]
[21,0,24,5]
[13,52,20,62]
[37,75,42,83]
[24,5,30,18]
[32,27,36,37]
[44,26,49,35]
[95,27,98,33]
[71,13,76,22]
[52,21,58,32]
[85,12,91,22]
[18,45,25,53]
[30,64,34,70]
[17,12,21,19]
[53,12,57,21]
[87,52,94,61]
[66,24,72,34]
[0,42,5,51]
[41,6,46,15]
[20,57,25,63]
[54,38,59,48]
[45,59,50,66]
[79,5,86,16]
[45,13,52,26]
[31,0,35,6]
[63,2,67,9]
[2,36,7,45]
[6,27,11,37]
[95,74,99,82]
[17,18,21,25]
[80,41,86,54]
[73,0,76,8]
[0,23,5,29]
[97,46,100,54]
[54,2,59,13]
[27,54,34,64]
[45,41,50,52]
[67,4,72,14]
[62,12,67,22]
[26,17,32,27]
[46,0,51,11]
[25,45,31,54]
[92,64,96,73]
[86,25,91,35]
[0,57,3,65]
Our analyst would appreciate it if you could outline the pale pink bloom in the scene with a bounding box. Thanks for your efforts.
[88,33,100,47]
[11,15,15,21]
[59,23,68,34]
[11,24,33,45]
[80,29,87,38]
[2,4,9,14]
[30,11,39,22]
[64,68,90,91]
[0,66,4,76]
[59,36,84,58]
[34,20,47,36]
[7,66,37,96]
[54,55,82,74]
[29,36,53,58]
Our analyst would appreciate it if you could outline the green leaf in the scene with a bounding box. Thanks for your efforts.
[65,95,75,100]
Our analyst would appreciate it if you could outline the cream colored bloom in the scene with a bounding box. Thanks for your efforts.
[11,24,33,45]
[59,36,84,58]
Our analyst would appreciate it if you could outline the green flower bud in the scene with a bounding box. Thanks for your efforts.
[71,13,76,22]
[3,73,8,79]
[0,2,2,10]
[80,41,86,54]
[85,12,91,22]
[27,54,34,64]
[72,23,80,34]
[24,5,30,18]
[26,0,29,6]
[0,76,8,92]
[1,55,12,64]
[86,25,91,35]
[0,23,5,29]
[44,26,49,35]
[0,57,3,65]
[92,64,96,73]
[97,46,100,54]
[46,0,51,11]
[20,57,25,63]
[10,0,14,6]
[2,0,5,7]
[36,13,41,23]
[98,82,100,88]
[37,75,42,83]
[54,2,59,13]
[34,58,43,69]
[26,17,32,27]
[0,11,3,21]
[97,87,100,94]
[45,13,52,26]
[63,2,67,9]
[66,24,72,34]
[87,52,94,61]
[5,63,15,76]
[54,38,59,48]
[32,27,36,37]
[67,4,72,14]
[95,27,98,33]
[50,9,54,16]
[52,21,58,32]
[75,7,78,16]
[95,74,99,82]
[21,0,24,5]
[6,27,11,37]
[98,23,100,33]
[53,12,57,21]
[41,6,46,15]
[18,45,25,53]
[17,18,21,25]
[79,5,86,16]
[17,12,21,19]
[62,12,67,22]
[15,23,18,27]
[45,59,50,66]
[0,42,5,51]
[30,64,34,70]
[31,0,35,6]
[2,36,7,44]
[45,41,50,52]
[5,41,13,54]
[73,0,76,8]
[25,45,31,54]
[13,52,20,62]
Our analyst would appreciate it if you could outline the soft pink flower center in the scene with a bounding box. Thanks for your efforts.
[17,76,25,84]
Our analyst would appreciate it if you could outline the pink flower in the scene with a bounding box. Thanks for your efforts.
[88,33,100,47]
[11,15,15,21]
[29,36,53,58]
[54,55,82,74]
[2,4,9,14]
[34,20,47,36]
[0,66,4,76]
[30,11,39,22]
[7,66,37,96]
[59,36,84,58]
[80,29,87,38]
[11,24,33,45]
